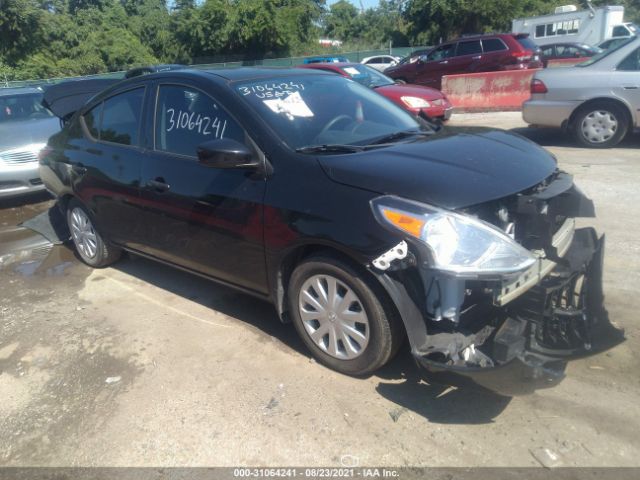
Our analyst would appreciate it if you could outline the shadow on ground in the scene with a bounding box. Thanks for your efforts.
[374,347,512,424]
[117,253,513,424]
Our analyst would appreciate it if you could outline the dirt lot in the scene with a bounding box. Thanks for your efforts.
[1,113,639,468]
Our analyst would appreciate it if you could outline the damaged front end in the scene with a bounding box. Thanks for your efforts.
[370,171,624,396]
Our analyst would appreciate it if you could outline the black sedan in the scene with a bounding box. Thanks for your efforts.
[39,68,623,395]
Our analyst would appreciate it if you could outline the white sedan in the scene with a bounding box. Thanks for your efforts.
[360,55,400,72]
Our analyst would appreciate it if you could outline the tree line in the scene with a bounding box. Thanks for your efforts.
[1,0,638,81]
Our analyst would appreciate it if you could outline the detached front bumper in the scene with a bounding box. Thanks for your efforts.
[416,228,623,396]
[375,227,624,396]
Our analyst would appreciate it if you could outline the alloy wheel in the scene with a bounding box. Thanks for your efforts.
[69,207,98,259]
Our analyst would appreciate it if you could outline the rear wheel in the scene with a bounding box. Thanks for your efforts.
[573,102,629,148]
[66,199,121,268]
[288,255,403,376]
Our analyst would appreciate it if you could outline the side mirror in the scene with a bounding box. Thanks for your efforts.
[418,55,428,63]
[196,138,259,169]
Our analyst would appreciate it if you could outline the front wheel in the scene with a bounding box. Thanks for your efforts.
[288,255,403,376]
[66,199,121,268]
[573,102,629,148]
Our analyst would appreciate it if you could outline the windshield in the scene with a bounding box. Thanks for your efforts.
[338,65,395,88]
[0,93,53,123]
[234,74,427,151]
[579,35,639,67]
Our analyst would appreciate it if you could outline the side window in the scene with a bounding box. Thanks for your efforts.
[83,103,102,139]
[535,25,545,38]
[541,46,555,57]
[456,40,482,56]
[482,38,508,52]
[100,88,145,146]
[155,85,245,157]
[612,25,629,37]
[618,47,640,71]
[426,44,454,61]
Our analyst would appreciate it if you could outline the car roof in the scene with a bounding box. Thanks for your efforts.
[0,86,43,97]
[197,67,331,82]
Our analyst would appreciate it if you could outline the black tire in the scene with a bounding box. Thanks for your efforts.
[573,101,629,148]
[288,255,404,376]
[66,199,121,268]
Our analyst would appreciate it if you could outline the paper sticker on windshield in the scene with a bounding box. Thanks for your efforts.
[263,91,314,119]
[238,81,304,99]
[343,67,360,76]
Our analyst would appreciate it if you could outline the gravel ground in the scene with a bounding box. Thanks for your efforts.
[0,113,639,468]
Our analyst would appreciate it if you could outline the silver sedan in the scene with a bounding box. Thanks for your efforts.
[523,35,640,148]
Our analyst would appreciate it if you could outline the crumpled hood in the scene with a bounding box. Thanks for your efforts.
[0,117,61,152]
[318,127,558,209]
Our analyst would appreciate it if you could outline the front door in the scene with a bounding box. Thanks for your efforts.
[416,43,457,89]
[139,84,268,294]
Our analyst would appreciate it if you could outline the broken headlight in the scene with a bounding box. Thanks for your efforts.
[371,196,536,276]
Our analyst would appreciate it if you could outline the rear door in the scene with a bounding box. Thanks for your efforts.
[482,37,512,70]
[138,82,268,294]
[451,39,484,73]
[71,87,147,247]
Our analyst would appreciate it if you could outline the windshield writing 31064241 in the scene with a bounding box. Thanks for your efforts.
[166,108,227,138]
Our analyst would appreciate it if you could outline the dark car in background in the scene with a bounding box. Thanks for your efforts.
[385,33,543,89]
[0,87,60,198]
[539,43,602,67]
[298,62,453,121]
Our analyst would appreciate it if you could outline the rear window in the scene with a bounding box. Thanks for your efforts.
[482,38,508,52]
[516,36,539,51]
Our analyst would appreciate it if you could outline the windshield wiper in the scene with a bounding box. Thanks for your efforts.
[295,144,364,154]
[367,129,431,146]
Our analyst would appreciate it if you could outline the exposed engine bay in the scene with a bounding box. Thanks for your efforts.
[372,170,624,393]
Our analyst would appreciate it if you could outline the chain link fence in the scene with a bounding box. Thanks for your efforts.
[1,47,430,89]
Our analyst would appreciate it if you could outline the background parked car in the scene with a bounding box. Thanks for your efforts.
[385,33,543,90]
[0,87,60,198]
[524,35,640,148]
[298,62,453,121]
[539,42,602,67]
[360,55,400,71]
[303,56,348,64]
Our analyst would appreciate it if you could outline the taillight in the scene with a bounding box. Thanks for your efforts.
[512,50,533,62]
[531,79,548,94]
[38,145,53,162]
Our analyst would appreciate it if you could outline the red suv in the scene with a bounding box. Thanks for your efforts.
[384,33,542,90]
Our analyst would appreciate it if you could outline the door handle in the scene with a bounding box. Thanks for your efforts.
[472,55,482,60]
[146,178,170,193]
[438,60,448,65]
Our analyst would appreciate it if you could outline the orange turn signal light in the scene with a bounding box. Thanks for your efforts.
[381,208,425,238]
